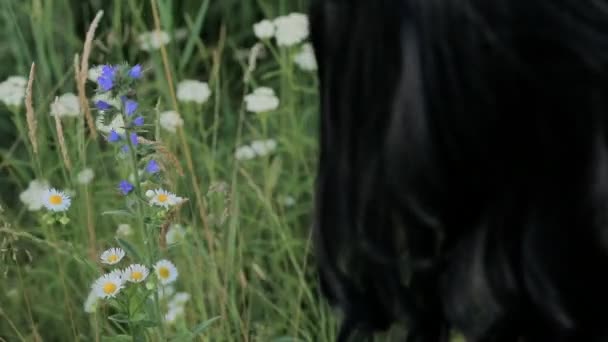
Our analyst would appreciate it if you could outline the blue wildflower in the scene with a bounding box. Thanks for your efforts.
[108,130,121,143]
[124,99,138,117]
[121,145,130,153]
[98,65,116,92]
[133,116,144,127]
[145,160,160,174]
[118,180,134,195]
[130,132,139,146]
[95,100,111,110]
[129,64,143,79]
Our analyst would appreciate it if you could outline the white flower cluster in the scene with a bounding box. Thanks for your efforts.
[253,13,309,47]
[176,80,211,104]
[50,93,80,118]
[137,30,171,51]
[235,139,278,161]
[0,76,27,107]
[244,87,280,113]
[159,110,184,133]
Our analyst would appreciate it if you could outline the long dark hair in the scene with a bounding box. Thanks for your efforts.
[310,0,608,340]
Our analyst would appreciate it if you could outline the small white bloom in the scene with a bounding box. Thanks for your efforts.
[244,87,280,113]
[294,43,317,71]
[164,305,185,324]
[116,224,133,237]
[145,190,155,198]
[149,189,179,208]
[84,288,99,313]
[169,292,191,308]
[280,195,296,207]
[154,259,178,285]
[50,93,80,118]
[123,264,150,283]
[77,168,95,185]
[176,80,211,104]
[250,139,277,157]
[159,110,184,133]
[92,273,124,299]
[253,19,275,39]
[234,145,256,161]
[158,285,175,299]
[166,224,186,245]
[100,247,126,265]
[42,188,71,212]
[0,76,27,107]
[137,30,171,51]
[273,13,309,47]
[87,66,103,82]
[19,179,49,211]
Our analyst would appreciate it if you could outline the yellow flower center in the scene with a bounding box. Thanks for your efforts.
[131,271,143,281]
[158,267,170,279]
[157,194,169,203]
[49,194,63,205]
[108,254,118,263]
[103,282,117,295]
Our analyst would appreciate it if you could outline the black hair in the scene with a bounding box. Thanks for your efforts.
[310,0,608,341]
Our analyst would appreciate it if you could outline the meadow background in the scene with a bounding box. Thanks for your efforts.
[0,0,339,341]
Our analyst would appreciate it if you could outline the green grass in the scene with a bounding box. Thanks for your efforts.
[0,0,338,341]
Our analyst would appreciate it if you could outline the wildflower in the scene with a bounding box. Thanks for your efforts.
[87,66,103,82]
[145,159,160,174]
[294,43,318,71]
[149,189,178,208]
[84,288,99,313]
[93,93,121,109]
[0,76,27,107]
[108,268,125,281]
[176,80,211,104]
[50,93,80,118]
[166,224,186,245]
[244,87,279,113]
[124,264,150,283]
[108,130,121,143]
[121,145,130,154]
[273,13,309,47]
[164,305,185,324]
[42,188,71,212]
[154,259,178,285]
[169,292,191,308]
[253,19,275,39]
[137,30,171,51]
[118,180,134,195]
[145,190,155,198]
[124,99,138,116]
[116,223,133,237]
[159,110,184,133]
[250,139,277,157]
[77,168,95,185]
[130,132,139,146]
[92,273,124,299]
[129,64,143,79]
[98,65,117,92]
[95,100,112,111]
[100,247,126,265]
[133,116,144,126]
[234,145,256,161]
[19,179,49,211]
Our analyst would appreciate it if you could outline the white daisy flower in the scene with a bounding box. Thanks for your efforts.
[166,224,186,245]
[234,145,256,161]
[87,66,103,82]
[253,19,275,39]
[100,247,126,265]
[244,87,280,113]
[168,292,191,308]
[149,189,179,208]
[19,179,49,211]
[0,76,27,107]
[84,288,99,313]
[294,43,317,71]
[92,273,124,299]
[50,93,80,118]
[42,188,71,212]
[250,139,277,157]
[77,168,94,185]
[116,224,133,237]
[154,259,178,285]
[123,264,150,283]
[137,30,171,51]
[273,13,309,47]
[176,80,211,104]
[164,305,185,324]
[159,110,184,133]
[158,285,175,299]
